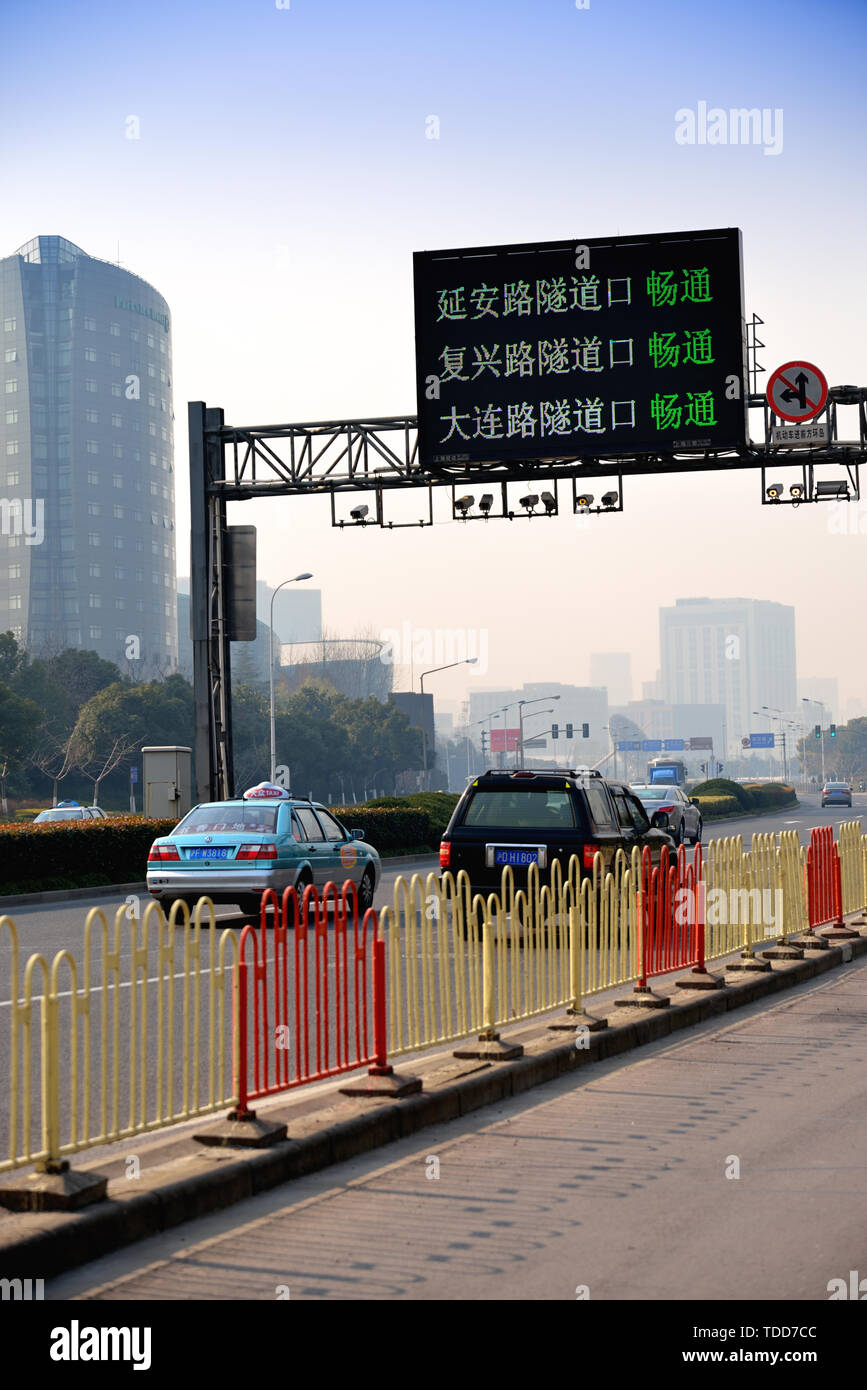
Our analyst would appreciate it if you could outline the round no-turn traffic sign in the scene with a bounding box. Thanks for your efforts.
[767,360,828,422]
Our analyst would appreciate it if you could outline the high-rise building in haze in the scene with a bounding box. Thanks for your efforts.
[660,598,796,752]
[0,235,176,672]
[589,652,632,707]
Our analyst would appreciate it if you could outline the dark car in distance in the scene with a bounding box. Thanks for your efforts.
[439,767,677,891]
[821,781,852,808]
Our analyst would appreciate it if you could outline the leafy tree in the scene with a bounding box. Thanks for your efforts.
[44,649,123,722]
[0,681,42,815]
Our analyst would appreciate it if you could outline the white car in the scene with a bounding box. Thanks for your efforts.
[630,784,703,845]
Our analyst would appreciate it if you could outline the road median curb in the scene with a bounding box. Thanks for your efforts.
[1,927,865,1279]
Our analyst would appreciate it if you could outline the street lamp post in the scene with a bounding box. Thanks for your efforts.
[762,706,787,782]
[420,659,477,790]
[518,709,554,765]
[516,694,561,769]
[753,710,775,778]
[269,573,313,783]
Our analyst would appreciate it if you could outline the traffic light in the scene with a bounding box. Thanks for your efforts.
[700,762,708,773]
[830,724,837,738]
[582,723,590,738]
[551,723,559,740]
[481,730,488,754]
[565,723,573,739]
[815,724,821,738]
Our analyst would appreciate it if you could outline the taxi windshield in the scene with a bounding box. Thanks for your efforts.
[176,806,279,834]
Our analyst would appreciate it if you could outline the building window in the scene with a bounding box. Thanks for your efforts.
[113,504,123,519]
[148,392,156,408]
[150,481,158,496]
[7,469,20,485]
[135,569,144,583]
[88,533,100,547]
[84,348,97,362]
[84,316,96,331]
[86,440,99,454]
[3,317,16,332]
[5,379,17,393]
[5,440,19,455]
[112,474,123,488]
[115,598,125,610]
[135,599,144,612]
[111,383,121,397]
[110,323,120,337]
[8,564,21,579]
[89,564,101,578]
[85,408,98,423]
[4,348,17,363]
[146,334,155,348]
[110,352,121,367]
[148,422,157,436]
[88,626,102,640]
[85,379,97,393]
[113,536,123,550]
[88,595,101,608]
[87,470,99,485]
[4,409,18,425]
[112,445,123,458]
[87,502,101,516]
[148,363,156,378]
[130,328,139,342]
[112,413,122,428]
[114,566,125,580]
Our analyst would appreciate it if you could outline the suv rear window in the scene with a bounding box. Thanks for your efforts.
[462,788,576,829]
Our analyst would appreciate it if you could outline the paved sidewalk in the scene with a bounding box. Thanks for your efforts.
[50,955,867,1301]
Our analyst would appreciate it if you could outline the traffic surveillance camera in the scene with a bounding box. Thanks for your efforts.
[789,483,804,500]
[541,491,556,514]
[478,493,494,515]
[455,495,475,516]
[520,494,539,512]
[765,483,783,501]
[350,504,369,522]
[576,493,594,510]
[601,491,619,508]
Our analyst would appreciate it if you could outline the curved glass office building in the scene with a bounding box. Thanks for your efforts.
[0,235,177,674]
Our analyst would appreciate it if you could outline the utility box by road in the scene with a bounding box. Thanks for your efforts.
[142,746,192,822]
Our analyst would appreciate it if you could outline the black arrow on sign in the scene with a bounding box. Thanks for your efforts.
[780,372,810,409]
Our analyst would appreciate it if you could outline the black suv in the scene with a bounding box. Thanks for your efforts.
[439,768,676,889]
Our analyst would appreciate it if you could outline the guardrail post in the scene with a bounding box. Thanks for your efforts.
[821,843,859,940]
[792,839,829,951]
[675,875,725,990]
[548,902,608,1032]
[617,875,670,1009]
[340,938,422,1096]
[454,917,524,1059]
[196,928,288,1148]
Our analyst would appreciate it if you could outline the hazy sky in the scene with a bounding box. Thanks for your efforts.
[3,0,866,712]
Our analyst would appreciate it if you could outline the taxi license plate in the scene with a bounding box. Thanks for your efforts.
[188,847,230,859]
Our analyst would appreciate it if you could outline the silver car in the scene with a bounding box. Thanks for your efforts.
[630,784,703,845]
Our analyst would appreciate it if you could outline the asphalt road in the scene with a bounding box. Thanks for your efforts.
[47,949,867,1301]
[1,791,862,1169]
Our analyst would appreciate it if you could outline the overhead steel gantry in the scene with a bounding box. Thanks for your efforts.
[189,387,867,802]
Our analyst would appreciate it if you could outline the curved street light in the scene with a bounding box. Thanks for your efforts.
[269,573,313,783]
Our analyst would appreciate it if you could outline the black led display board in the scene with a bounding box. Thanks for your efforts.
[413,227,747,466]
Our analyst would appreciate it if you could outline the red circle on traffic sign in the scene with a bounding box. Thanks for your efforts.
[766,360,828,422]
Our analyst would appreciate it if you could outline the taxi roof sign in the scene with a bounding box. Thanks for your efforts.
[243,782,291,800]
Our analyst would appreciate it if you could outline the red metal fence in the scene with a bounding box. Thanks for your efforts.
[806,826,843,930]
[637,843,705,987]
[234,880,383,1114]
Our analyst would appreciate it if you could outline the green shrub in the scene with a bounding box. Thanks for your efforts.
[691,778,752,810]
[692,794,743,818]
[0,817,177,897]
[328,807,433,853]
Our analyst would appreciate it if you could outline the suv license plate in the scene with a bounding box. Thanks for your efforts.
[494,848,539,867]
[188,847,230,859]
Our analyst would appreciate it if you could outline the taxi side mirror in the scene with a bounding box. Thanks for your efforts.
[350,828,365,840]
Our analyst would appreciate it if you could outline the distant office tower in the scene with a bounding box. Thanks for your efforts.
[255,580,322,644]
[589,652,632,707]
[660,598,796,748]
[0,235,176,672]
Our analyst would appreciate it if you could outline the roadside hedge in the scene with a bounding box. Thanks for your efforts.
[0,805,440,897]
[0,818,177,897]
[690,778,797,819]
